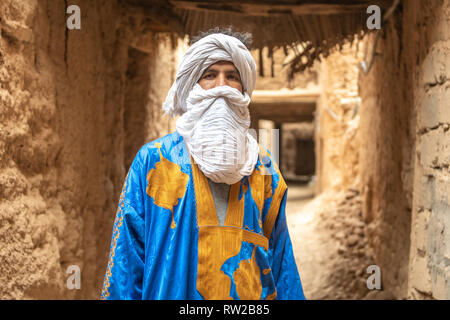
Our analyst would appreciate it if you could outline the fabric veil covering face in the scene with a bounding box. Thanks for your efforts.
[162,33,259,184]
[176,84,259,185]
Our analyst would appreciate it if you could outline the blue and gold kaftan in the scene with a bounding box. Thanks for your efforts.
[100,131,306,300]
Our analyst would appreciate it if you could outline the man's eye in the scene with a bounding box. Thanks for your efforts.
[203,74,215,79]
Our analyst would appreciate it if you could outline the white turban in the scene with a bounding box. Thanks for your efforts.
[162,33,257,117]
[164,33,259,184]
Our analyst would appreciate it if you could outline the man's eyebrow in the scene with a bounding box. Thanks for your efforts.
[205,67,239,72]
[203,67,241,78]
[225,70,241,78]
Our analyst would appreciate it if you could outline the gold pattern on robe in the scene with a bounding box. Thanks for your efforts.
[263,176,286,239]
[191,151,279,300]
[263,167,273,200]
[258,144,287,240]
[146,142,189,229]
[233,246,262,300]
[101,170,129,299]
[248,164,273,230]
[223,176,246,228]
[196,227,269,300]
[196,226,242,300]
[265,290,277,300]
[248,167,265,214]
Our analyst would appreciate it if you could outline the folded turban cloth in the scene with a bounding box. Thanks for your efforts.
[162,33,257,117]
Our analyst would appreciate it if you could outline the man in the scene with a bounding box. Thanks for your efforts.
[100,28,306,300]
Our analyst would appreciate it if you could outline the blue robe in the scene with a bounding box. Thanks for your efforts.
[100,131,305,300]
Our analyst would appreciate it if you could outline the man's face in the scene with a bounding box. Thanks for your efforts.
[197,61,243,93]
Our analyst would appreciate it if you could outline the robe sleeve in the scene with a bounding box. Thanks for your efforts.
[100,151,146,300]
[269,189,307,300]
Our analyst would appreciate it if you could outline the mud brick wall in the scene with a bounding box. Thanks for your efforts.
[359,0,449,299]
[0,0,177,299]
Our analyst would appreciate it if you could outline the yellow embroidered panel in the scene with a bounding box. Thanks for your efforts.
[263,177,287,239]
[258,144,287,240]
[249,166,265,214]
[265,290,277,300]
[223,180,245,228]
[196,226,269,300]
[248,163,273,230]
[101,169,129,299]
[196,226,242,300]
[234,246,262,300]
[190,156,220,226]
[191,155,277,300]
[146,142,189,229]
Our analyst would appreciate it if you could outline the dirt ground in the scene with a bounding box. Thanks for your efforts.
[286,182,394,300]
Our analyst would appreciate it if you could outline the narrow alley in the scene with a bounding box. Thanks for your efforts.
[0,0,449,300]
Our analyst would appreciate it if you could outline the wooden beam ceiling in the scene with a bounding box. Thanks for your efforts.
[249,89,318,123]
[250,102,316,123]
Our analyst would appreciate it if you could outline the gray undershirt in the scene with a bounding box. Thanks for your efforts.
[207,178,230,226]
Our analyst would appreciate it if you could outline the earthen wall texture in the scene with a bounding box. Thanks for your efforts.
[252,46,319,91]
[300,46,378,299]
[0,0,176,299]
[316,45,362,193]
[359,0,449,299]
[406,0,450,299]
